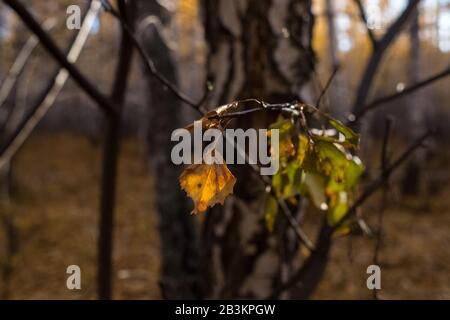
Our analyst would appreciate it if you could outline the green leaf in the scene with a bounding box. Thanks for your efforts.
[328,191,348,226]
[296,135,309,167]
[270,131,308,200]
[304,172,328,210]
[314,140,349,184]
[312,139,365,227]
[266,116,365,233]
[271,161,303,199]
[344,156,365,189]
[328,118,360,148]
[270,119,295,165]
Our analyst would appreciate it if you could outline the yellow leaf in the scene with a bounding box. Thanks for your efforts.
[179,161,236,214]
[264,195,278,232]
[296,135,309,166]
[270,119,295,164]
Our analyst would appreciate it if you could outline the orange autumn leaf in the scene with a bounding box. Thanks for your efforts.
[179,162,236,214]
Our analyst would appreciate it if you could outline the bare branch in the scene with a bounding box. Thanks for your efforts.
[276,195,315,251]
[354,65,450,121]
[0,18,56,136]
[353,0,378,48]
[3,0,117,116]
[0,18,56,112]
[350,0,421,122]
[0,1,103,170]
[249,168,315,252]
[316,64,339,109]
[332,129,432,231]
[101,0,204,113]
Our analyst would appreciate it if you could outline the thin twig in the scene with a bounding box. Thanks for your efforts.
[222,131,315,251]
[350,0,420,122]
[353,0,378,48]
[0,18,56,111]
[276,195,315,250]
[0,18,56,135]
[251,167,315,252]
[332,130,432,232]
[354,65,450,121]
[316,64,339,109]
[0,1,103,170]
[101,0,204,113]
[3,0,117,116]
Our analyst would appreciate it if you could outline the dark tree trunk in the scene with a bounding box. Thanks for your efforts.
[402,6,425,195]
[201,0,315,299]
[98,0,135,300]
[138,1,201,299]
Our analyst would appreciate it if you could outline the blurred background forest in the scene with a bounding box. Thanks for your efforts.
[0,0,449,299]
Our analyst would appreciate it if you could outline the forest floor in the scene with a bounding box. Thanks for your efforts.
[0,133,449,299]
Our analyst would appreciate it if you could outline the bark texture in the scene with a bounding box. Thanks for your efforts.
[201,0,315,299]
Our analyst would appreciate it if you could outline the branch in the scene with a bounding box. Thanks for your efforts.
[350,0,421,121]
[316,64,339,109]
[252,169,315,252]
[222,129,315,251]
[332,129,432,231]
[276,195,315,251]
[101,0,204,113]
[0,0,102,170]
[3,0,117,117]
[0,18,56,136]
[353,0,378,49]
[0,18,56,112]
[354,65,450,121]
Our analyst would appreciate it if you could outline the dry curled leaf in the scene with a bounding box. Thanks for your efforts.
[184,102,239,131]
[179,161,236,214]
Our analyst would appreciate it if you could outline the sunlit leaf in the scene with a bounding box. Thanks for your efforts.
[314,140,349,184]
[296,135,309,166]
[179,159,236,214]
[304,172,328,211]
[270,118,295,164]
[328,118,360,148]
[328,191,348,225]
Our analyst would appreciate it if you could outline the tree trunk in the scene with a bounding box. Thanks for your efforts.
[98,0,135,300]
[201,0,315,299]
[402,6,425,195]
[324,0,346,117]
[138,1,201,299]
